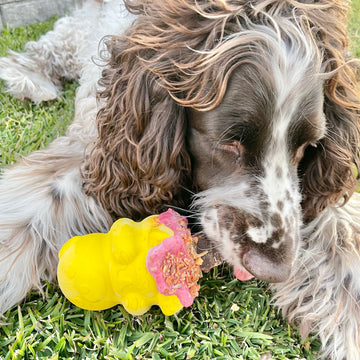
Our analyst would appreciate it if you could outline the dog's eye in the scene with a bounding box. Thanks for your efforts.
[218,141,244,162]
[295,140,318,162]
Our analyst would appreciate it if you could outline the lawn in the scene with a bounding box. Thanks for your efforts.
[0,2,359,359]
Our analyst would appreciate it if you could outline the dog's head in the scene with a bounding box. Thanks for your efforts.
[84,0,360,282]
[189,34,326,281]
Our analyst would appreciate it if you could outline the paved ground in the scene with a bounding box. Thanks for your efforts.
[0,0,83,30]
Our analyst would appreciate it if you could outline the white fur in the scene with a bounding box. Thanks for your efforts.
[0,0,136,315]
[274,192,360,360]
[0,0,135,103]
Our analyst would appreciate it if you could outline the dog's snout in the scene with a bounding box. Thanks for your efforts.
[200,204,299,283]
[242,249,292,283]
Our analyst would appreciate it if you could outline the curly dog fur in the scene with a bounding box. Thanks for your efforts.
[0,0,359,358]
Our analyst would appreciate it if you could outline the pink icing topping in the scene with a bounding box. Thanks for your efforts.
[146,209,202,307]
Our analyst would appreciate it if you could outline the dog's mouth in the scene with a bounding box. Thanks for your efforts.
[196,232,255,281]
[196,232,224,273]
[196,232,292,283]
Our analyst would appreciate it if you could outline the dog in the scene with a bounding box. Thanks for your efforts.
[0,0,359,358]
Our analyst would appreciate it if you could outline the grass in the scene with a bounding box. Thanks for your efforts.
[0,274,321,360]
[349,0,360,57]
[0,3,359,359]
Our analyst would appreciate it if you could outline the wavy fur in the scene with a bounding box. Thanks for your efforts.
[84,0,360,223]
[274,192,360,359]
[0,1,359,359]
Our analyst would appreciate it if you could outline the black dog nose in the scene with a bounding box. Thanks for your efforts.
[242,249,292,283]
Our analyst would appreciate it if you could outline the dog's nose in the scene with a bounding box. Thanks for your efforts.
[242,249,292,283]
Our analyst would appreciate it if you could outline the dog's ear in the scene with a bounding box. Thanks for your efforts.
[83,36,192,220]
[298,0,360,223]
[83,1,244,220]
[300,61,360,222]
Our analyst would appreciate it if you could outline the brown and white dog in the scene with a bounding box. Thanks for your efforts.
[0,1,359,358]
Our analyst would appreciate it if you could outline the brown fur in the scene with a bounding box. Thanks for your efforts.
[83,0,360,223]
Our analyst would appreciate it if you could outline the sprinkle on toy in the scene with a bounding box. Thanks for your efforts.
[161,250,201,297]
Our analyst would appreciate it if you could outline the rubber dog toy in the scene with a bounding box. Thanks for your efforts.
[57,209,203,316]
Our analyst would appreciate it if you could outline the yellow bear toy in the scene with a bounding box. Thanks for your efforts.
[57,209,202,316]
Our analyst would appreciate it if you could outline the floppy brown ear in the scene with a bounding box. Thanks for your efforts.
[83,36,191,220]
[299,3,360,222]
[300,88,360,222]
[82,0,259,220]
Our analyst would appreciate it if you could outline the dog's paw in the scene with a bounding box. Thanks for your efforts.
[0,58,59,102]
